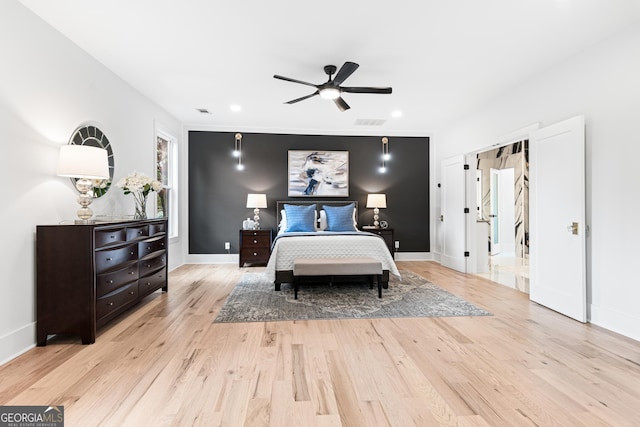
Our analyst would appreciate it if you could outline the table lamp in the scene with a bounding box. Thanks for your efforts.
[366,193,387,228]
[57,144,109,223]
[246,193,267,229]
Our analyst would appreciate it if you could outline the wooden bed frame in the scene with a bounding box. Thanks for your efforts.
[273,200,390,291]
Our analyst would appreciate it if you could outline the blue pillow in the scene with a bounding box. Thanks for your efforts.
[283,204,317,232]
[323,203,357,232]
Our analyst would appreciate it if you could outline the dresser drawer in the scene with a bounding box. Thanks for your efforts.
[96,262,139,297]
[95,228,127,248]
[241,232,271,247]
[139,267,167,297]
[127,225,149,241]
[138,236,167,258]
[139,252,167,277]
[95,244,139,273]
[96,282,138,320]
[149,222,166,235]
[240,248,270,265]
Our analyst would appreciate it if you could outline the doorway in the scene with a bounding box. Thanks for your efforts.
[475,141,529,293]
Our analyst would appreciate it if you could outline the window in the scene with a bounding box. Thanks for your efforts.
[156,130,178,238]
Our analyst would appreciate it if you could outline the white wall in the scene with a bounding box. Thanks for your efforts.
[0,1,185,364]
[435,23,640,341]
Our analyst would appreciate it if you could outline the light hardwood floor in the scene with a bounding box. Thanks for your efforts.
[2,262,640,426]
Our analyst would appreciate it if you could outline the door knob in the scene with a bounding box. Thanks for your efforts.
[567,222,578,235]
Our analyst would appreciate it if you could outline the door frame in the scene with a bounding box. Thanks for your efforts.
[464,123,540,274]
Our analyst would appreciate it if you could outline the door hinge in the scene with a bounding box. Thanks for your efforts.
[464,208,470,213]
[463,164,470,170]
[464,251,470,257]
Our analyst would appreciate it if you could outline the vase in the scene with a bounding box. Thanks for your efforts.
[134,196,147,220]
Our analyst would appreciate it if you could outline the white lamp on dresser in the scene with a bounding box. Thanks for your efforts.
[57,144,110,223]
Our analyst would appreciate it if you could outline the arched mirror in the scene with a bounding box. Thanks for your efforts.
[68,123,115,197]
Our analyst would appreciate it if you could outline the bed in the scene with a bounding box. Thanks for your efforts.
[264,200,401,291]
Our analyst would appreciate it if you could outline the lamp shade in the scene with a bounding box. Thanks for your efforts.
[366,193,387,209]
[57,145,109,179]
[246,193,267,209]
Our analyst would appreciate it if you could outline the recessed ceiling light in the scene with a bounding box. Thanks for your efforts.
[230,104,242,112]
[391,110,403,118]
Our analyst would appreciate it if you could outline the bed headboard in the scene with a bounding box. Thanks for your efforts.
[276,200,359,225]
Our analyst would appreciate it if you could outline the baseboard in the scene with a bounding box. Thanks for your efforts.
[186,254,238,264]
[394,252,434,261]
[0,322,36,367]
[590,304,640,342]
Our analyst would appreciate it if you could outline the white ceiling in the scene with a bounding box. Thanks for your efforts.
[18,0,640,135]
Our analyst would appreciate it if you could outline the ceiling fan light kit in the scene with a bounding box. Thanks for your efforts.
[274,61,392,112]
[319,88,340,100]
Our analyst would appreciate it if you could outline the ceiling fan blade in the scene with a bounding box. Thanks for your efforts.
[332,62,359,85]
[334,97,350,112]
[285,91,319,104]
[341,86,392,94]
[273,74,318,88]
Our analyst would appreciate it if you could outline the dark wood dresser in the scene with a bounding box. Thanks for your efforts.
[36,218,168,345]
[239,229,272,267]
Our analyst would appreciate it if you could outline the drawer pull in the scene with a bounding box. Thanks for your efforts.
[110,235,116,239]
[147,246,151,250]
[106,257,113,261]
[161,243,165,246]
[253,240,257,244]
[129,271,135,275]
[108,280,113,284]
[253,252,257,256]
[130,251,135,255]
[129,291,135,295]
[146,264,151,268]
[108,302,114,307]
[145,282,151,286]
[138,231,143,235]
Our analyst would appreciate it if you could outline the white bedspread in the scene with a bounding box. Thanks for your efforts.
[264,232,401,282]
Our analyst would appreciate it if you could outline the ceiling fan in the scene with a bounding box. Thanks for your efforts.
[273,61,392,112]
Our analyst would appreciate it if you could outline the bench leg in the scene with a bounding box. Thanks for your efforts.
[294,277,299,299]
[377,274,382,298]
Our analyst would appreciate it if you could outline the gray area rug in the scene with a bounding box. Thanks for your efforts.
[214,270,491,323]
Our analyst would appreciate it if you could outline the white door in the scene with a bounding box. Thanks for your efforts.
[441,155,467,272]
[529,115,586,322]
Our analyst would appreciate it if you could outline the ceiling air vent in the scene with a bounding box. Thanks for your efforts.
[354,118,386,126]
[196,108,211,114]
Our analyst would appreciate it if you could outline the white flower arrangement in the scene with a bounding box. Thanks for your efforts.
[91,178,111,198]
[117,171,163,219]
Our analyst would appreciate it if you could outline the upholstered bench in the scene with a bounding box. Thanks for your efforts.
[292,257,383,299]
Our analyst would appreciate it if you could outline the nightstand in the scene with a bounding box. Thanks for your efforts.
[239,229,273,267]
[361,227,394,255]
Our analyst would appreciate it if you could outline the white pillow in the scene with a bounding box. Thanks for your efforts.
[279,209,287,230]
[318,210,327,230]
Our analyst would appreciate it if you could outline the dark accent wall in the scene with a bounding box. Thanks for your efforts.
[188,131,429,254]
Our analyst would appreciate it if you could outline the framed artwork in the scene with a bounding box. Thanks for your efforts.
[288,150,349,197]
